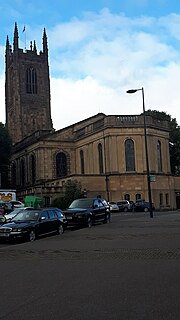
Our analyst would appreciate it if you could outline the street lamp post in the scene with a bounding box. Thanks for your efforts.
[126,87,153,218]
[103,134,110,202]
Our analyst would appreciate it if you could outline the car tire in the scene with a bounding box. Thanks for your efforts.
[104,212,111,224]
[87,216,92,228]
[124,207,128,212]
[57,224,64,235]
[144,207,149,212]
[29,230,36,242]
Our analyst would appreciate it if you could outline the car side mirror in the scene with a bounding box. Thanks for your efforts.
[40,216,46,221]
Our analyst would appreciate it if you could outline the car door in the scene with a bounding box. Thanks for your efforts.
[38,210,50,236]
[48,209,59,232]
[93,199,105,222]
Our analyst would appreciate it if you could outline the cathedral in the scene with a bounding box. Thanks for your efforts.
[5,23,180,210]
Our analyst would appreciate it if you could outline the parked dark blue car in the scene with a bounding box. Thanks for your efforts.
[0,208,67,242]
[134,200,155,212]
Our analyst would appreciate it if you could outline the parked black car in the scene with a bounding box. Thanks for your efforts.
[0,208,67,242]
[63,198,111,228]
[134,200,155,212]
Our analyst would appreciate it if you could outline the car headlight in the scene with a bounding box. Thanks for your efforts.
[13,228,23,232]
[77,215,83,218]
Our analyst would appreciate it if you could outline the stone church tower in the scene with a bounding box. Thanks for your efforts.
[5,23,53,144]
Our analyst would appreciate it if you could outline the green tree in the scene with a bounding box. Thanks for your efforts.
[0,123,12,188]
[50,196,68,210]
[51,179,84,209]
[64,179,83,203]
[145,110,180,175]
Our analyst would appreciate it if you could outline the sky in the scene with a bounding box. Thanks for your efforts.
[1,0,180,129]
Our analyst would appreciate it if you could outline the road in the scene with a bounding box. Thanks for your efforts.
[0,211,180,320]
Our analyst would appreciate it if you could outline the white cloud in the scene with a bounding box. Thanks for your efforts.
[159,13,180,41]
[48,10,180,127]
[51,76,126,130]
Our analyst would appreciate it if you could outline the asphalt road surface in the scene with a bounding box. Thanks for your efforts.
[0,211,180,320]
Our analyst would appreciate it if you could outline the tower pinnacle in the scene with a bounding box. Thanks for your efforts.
[13,22,19,51]
[43,28,48,55]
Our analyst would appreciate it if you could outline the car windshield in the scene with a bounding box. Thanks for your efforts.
[69,199,93,209]
[12,210,40,221]
[5,212,17,219]
[6,208,23,216]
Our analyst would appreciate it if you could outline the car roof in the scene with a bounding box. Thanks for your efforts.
[73,198,106,201]
[22,207,62,210]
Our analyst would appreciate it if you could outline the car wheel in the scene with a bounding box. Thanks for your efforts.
[87,216,92,228]
[144,207,149,212]
[107,213,111,223]
[29,230,36,242]
[104,213,111,224]
[57,224,64,235]
[124,207,128,212]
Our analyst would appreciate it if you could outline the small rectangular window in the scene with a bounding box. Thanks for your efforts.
[159,193,163,207]
[165,193,169,206]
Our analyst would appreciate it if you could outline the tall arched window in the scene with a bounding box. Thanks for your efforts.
[80,150,85,174]
[98,143,104,174]
[125,139,135,171]
[20,159,25,186]
[157,140,162,172]
[56,152,67,177]
[30,154,36,184]
[26,68,37,94]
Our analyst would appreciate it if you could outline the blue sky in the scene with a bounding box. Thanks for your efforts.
[1,0,180,129]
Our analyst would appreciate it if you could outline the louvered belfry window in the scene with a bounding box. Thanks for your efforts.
[26,68,37,94]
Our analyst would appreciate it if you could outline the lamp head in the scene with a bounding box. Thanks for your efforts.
[126,88,143,94]
[126,89,139,94]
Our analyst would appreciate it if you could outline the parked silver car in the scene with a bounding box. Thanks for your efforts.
[4,207,34,222]
[109,202,119,212]
[117,200,132,212]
